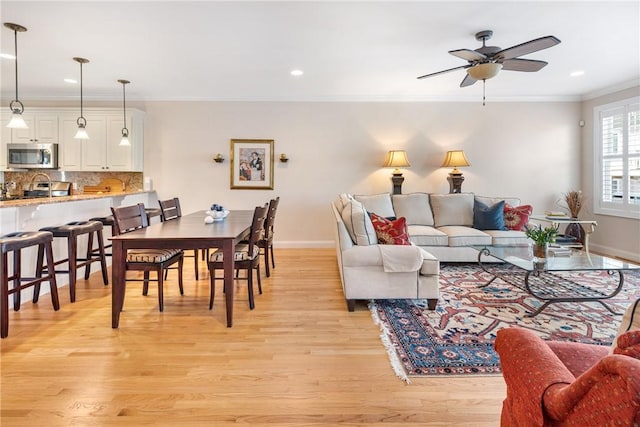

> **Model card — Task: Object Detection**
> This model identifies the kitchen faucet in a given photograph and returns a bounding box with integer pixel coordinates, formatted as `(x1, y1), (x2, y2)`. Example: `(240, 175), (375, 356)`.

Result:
(30, 172), (52, 198)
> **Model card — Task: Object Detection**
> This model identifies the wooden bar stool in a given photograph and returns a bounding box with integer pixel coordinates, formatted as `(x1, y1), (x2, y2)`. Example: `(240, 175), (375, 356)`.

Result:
(0, 231), (60, 338)
(38, 220), (109, 303)
(89, 215), (115, 257)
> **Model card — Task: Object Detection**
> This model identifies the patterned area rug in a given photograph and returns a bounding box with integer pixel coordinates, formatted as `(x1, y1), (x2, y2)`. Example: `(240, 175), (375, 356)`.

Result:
(370, 263), (640, 381)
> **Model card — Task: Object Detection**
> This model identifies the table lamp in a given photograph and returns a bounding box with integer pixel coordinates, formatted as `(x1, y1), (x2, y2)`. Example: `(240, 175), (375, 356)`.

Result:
(441, 150), (470, 193)
(384, 150), (411, 195)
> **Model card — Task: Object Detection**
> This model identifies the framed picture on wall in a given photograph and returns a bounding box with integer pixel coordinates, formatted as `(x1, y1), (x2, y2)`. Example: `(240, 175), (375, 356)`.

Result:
(230, 139), (274, 190)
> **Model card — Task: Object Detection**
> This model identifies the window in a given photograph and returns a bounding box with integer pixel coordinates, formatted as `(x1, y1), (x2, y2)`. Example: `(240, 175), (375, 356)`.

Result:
(594, 97), (640, 219)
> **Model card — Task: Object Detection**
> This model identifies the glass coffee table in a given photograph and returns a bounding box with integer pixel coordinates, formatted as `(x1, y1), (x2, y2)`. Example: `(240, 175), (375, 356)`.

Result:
(472, 245), (640, 317)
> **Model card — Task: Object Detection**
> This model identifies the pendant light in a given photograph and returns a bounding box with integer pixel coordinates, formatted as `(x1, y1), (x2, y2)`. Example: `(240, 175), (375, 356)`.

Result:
(73, 57), (90, 139)
(4, 23), (28, 129)
(118, 79), (130, 146)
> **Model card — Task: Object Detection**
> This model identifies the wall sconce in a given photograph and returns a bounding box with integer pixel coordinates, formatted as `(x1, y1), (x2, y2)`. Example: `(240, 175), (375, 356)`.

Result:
(213, 153), (224, 163)
(441, 150), (471, 193)
(279, 153), (289, 163)
(383, 150), (411, 195)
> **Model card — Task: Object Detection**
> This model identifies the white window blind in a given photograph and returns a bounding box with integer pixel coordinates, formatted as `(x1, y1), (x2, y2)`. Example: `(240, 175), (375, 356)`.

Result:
(594, 97), (640, 219)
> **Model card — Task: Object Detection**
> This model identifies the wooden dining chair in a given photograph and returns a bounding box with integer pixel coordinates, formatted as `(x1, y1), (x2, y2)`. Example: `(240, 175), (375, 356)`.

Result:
(111, 203), (184, 312)
(207, 204), (268, 310)
(258, 197), (280, 277)
(159, 197), (200, 280)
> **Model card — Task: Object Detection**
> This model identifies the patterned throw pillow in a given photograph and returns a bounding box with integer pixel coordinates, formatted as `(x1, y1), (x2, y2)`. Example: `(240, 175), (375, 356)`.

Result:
(370, 213), (411, 245)
(504, 203), (533, 231)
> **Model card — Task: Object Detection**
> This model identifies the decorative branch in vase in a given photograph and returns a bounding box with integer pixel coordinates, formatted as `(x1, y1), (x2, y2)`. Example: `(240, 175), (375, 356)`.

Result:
(563, 190), (586, 245)
(564, 190), (584, 219)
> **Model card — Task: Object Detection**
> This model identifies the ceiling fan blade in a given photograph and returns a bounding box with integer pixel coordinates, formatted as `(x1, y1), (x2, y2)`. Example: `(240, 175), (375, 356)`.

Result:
(495, 35), (561, 60)
(449, 49), (486, 62)
(417, 64), (470, 80)
(501, 58), (548, 72)
(460, 73), (477, 87)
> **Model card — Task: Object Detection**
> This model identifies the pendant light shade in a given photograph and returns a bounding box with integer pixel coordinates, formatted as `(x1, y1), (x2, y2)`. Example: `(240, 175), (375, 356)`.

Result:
(4, 22), (28, 129)
(73, 57), (90, 139)
(118, 79), (130, 146)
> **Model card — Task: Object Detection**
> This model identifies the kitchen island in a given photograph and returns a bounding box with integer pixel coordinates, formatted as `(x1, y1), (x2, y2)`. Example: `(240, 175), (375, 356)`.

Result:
(0, 190), (159, 304)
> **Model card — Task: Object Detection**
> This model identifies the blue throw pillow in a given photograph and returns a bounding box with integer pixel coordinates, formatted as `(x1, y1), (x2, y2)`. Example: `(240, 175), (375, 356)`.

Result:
(473, 200), (507, 230)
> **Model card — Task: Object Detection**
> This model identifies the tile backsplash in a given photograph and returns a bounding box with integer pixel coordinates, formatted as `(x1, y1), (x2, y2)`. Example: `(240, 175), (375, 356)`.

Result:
(2, 171), (143, 195)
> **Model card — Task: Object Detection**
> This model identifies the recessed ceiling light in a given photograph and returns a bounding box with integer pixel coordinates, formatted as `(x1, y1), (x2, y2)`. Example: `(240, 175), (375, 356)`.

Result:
(290, 69), (304, 77)
(0, 53), (15, 59)
(64, 78), (77, 84)
(570, 70), (585, 77)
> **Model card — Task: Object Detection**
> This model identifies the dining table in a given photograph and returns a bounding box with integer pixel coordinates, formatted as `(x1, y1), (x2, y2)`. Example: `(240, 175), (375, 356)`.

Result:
(110, 209), (254, 328)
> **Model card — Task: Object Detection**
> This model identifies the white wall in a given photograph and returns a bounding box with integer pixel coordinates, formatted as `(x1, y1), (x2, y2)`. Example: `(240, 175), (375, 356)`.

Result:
(581, 86), (640, 262)
(142, 101), (582, 247)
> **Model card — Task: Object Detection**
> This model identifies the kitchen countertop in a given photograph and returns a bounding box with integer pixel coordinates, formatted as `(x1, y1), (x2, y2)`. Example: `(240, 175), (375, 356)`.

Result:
(0, 190), (155, 208)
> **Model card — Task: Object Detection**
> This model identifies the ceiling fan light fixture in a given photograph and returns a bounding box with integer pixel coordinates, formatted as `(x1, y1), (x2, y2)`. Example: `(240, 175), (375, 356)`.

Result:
(467, 62), (502, 80)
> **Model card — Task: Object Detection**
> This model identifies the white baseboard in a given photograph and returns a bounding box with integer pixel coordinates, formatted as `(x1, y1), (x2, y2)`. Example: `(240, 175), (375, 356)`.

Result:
(274, 240), (334, 249)
(590, 243), (640, 263)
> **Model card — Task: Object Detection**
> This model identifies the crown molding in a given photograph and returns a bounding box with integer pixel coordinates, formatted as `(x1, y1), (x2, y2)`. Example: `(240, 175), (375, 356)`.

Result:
(581, 79), (640, 101)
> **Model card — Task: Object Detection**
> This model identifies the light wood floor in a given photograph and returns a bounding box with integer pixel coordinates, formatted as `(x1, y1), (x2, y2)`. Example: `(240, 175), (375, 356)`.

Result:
(1, 249), (506, 426)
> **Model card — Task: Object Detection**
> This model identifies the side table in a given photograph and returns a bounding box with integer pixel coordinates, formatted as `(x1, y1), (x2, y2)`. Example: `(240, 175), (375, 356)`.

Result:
(529, 215), (598, 257)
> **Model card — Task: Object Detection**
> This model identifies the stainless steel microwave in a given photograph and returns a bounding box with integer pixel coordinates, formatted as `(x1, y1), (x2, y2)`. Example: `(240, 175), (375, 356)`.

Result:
(7, 143), (59, 169)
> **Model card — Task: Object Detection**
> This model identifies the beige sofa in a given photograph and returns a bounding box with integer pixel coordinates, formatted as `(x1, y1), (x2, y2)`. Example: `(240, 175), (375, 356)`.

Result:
(351, 192), (529, 262)
(332, 192), (530, 311)
(332, 201), (439, 312)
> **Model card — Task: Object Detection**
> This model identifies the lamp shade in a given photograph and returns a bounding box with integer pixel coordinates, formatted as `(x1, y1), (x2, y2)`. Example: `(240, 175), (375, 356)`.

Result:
(74, 124), (89, 140)
(7, 110), (28, 129)
(467, 62), (502, 80)
(384, 150), (411, 169)
(441, 150), (470, 175)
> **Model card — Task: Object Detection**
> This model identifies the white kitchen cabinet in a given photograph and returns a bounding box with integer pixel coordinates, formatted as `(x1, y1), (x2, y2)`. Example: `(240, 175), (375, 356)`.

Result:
(1, 110), (59, 169)
(59, 115), (106, 170)
(58, 109), (144, 172)
(10, 113), (59, 143)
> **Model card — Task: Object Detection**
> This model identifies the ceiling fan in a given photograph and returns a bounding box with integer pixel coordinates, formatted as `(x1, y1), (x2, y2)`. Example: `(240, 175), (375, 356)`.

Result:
(417, 30), (561, 104)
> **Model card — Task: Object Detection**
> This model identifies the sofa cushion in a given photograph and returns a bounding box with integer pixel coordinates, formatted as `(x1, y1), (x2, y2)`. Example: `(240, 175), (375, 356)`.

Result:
(475, 195), (521, 208)
(354, 193), (395, 218)
(504, 203), (533, 231)
(391, 193), (434, 226)
(334, 193), (354, 214)
(341, 199), (377, 246)
(438, 225), (492, 247)
(484, 230), (528, 246)
(370, 213), (411, 245)
(473, 199), (507, 230)
(430, 193), (474, 227)
(406, 225), (449, 246)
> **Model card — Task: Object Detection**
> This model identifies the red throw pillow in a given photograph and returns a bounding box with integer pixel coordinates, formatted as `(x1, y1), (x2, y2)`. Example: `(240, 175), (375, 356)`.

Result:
(370, 213), (411, 245)
(504, 204), (533, 231)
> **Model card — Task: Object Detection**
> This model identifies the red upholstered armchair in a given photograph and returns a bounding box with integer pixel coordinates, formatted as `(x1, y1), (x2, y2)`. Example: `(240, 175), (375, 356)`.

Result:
(495, 326), (640, 426)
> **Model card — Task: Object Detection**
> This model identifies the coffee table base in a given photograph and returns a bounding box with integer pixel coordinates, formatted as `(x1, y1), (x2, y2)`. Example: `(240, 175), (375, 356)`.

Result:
(476, 248), (625, 317)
